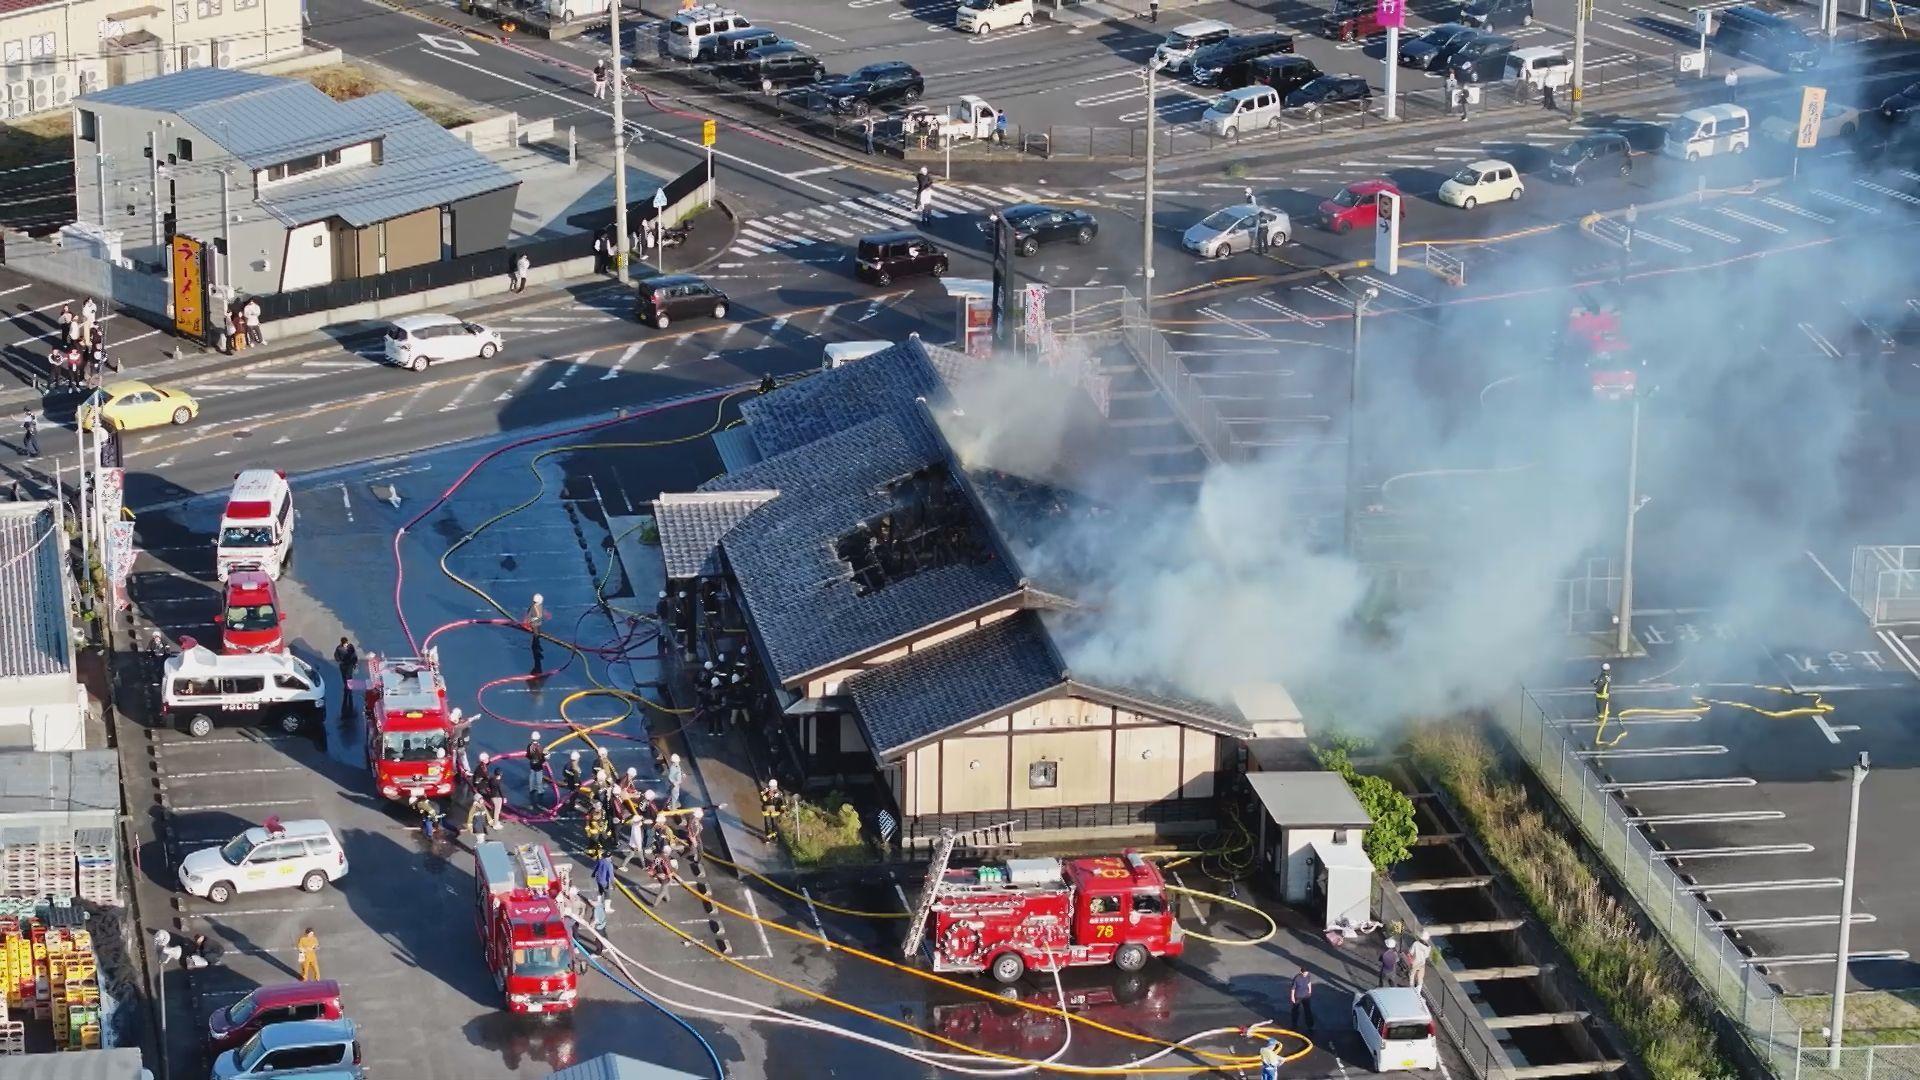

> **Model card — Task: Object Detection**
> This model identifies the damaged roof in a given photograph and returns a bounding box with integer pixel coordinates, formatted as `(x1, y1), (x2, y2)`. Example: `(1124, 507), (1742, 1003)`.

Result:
(654, 491), (777, 580)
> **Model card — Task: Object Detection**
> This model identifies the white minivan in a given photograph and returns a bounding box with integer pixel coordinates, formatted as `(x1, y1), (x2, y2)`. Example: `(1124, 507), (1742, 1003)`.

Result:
(1664, 103), (1749, 161)
(1353, 988), (1440, 1072)
(955, 0), (1033, 34)
(216, 469), (294, 581)
(1153, 19), (1232, 72)
(1203, 85), (1282, 139)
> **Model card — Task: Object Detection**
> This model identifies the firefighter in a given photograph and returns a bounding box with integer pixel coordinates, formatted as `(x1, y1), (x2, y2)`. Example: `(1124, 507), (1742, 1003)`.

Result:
(526, 732), (549, 804)
(1593, 662), (1613, 724)
(562, 750), (585, 800)
(759, 778), (787, 845)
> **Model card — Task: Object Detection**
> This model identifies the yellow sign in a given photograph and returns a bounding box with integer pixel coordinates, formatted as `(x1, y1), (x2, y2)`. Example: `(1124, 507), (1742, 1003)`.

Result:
(701, 119), (716, 147)
(1797, 85), (1827, 149)
(170, 236), (205, 341)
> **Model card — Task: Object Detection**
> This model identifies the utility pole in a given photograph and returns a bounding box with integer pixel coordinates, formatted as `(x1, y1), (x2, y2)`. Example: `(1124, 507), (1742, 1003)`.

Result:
(1143, 59), (1156, 313)
(1572, 0), (1590, 120)
(1343, 285), (1379, 555)
(1828, 752), (1870, 1068)
(1615, 394), (1644, 656)
(609, 0), (631, 285)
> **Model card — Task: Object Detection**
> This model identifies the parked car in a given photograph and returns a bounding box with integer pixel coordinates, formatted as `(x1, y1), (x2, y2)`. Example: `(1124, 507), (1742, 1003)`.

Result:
(1398, 23), (1475, 69)
(1461, 0), (1533, 31)
(815, 61), (924, 114)
(382, 313), (502, 372)
(1760, 99), (1862, 142)
(1285, 74), (1372, 113)
(1318, 178), (1402, 233)
(212, 1019), (361, 1080)
(1353, 988), (1440, 1072)
(1548, 132), (1635, 184)
(855, 231), (949, 285)
(982, 203), (1098, 256)
(634, 274), (730, 329)
(1438, 158), (1524, 209)
(178, 819), (349, 904)
(1325, 0), (1382, 40)
(208, 981), (346, 1055)
(1182, 204), (1290, 258)
(1250, 54), (1321, 97)
(76, 380), (198, 432)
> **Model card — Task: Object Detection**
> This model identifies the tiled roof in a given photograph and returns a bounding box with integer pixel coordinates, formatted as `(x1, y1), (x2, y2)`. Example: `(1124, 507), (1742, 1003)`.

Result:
(844, 611), (1066, 757)
(653, 491), (776, 580)
(0, 504), (70, 680)
(737, 336), (975, 460)
(702, 409), (1022, 686)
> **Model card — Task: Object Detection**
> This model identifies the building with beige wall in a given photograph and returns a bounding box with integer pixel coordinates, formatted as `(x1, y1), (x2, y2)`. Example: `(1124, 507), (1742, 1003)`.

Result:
(1, 0), (301, 119)
(656, 338), (1311, 846)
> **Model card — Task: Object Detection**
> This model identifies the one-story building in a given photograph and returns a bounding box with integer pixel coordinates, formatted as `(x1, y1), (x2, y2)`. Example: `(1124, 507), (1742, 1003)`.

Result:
(71, 67), (519, 297)
(656, 337), (1311, 845)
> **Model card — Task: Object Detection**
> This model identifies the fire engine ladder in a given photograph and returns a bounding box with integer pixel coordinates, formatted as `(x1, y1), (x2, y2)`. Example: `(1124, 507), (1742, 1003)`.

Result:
(900, 829), (958, 960)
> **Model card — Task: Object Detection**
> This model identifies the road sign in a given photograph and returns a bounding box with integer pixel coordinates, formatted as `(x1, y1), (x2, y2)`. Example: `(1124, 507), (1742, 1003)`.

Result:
(1376, 0), (1405, 28)
(1797, 85), (1828, 149)
(652, 188), (668, 211)
(701, 118), (716, 147)
(1374, 190), (1401, 275)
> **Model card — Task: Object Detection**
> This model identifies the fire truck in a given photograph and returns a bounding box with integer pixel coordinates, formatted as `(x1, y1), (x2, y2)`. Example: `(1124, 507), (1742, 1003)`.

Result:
(362, 650), (456, 802)
(903, 835), (1184, 985)
(474, 841), (579, 1015)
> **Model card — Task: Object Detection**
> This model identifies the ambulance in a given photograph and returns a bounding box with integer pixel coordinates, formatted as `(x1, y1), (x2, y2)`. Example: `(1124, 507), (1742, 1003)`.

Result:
(216, 469), (295, 581)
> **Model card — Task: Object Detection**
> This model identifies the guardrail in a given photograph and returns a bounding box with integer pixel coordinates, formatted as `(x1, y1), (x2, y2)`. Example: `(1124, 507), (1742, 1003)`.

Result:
(1118, 293), (1234, 466)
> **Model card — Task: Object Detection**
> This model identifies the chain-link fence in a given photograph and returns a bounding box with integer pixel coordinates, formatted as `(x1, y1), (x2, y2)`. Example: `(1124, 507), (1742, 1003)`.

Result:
(1500, 689), (1806, 1075)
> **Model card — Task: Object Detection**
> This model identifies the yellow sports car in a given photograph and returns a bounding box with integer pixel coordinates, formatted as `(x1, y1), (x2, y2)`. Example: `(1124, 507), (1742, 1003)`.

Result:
(77, 380), (199, 432)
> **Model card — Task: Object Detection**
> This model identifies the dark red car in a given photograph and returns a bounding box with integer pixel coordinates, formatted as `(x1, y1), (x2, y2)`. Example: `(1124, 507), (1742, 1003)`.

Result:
(1318, 179), (1402, 233)
(207, 980), (343, 1054)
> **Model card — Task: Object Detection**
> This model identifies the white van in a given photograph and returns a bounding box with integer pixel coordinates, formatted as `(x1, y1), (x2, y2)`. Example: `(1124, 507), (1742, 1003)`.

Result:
(955, 0), (1034, 34)
(823, 341), (893, 370)
(1153, 19), (1233, 72)
(1664, 103), (1749, 161)
(1202, 85), (1282, 139)
(216, 469), (294, 581)
(666, 5), (753, 60)
(1505, 45), (1570, 88)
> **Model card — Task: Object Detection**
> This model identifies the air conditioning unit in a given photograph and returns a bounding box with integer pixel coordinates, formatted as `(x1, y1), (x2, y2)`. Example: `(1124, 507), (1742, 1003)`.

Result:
(213, 40), (233, 68)
(51, 72), (70, 106)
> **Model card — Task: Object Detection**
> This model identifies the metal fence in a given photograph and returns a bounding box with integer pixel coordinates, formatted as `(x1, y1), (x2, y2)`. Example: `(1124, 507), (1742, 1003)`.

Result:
(1118, 292), (1234, 466)
(1847, 545), (1920, 626)
(1375, 882), (1515, 1079)
(1501, 688), (1805, 1076)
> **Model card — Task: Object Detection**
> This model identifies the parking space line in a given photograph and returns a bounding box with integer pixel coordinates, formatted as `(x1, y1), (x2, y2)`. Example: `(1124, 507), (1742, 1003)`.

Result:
(1684, 878), (1841, 894)
(1660, 843), (1815, 859)
(1574, 744), (1727, 758)
(1626, 810), (1784, 825)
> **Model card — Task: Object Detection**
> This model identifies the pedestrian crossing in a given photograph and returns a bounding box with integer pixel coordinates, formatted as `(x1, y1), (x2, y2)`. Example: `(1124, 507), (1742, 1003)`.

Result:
(728, 183), (1044, 257)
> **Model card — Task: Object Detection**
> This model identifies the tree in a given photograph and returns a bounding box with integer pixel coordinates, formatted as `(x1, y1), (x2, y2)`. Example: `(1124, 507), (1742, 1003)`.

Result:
(1312, 741), (1419, 871)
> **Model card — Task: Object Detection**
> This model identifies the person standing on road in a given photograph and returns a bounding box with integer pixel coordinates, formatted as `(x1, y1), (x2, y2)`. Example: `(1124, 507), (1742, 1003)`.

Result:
(19, 409), (38, 458)
(1289, 970), (1314, 1031)
(526, 732), (549, 804)
(296, 928), (321, 981)
(333, 637), (358, 716)
(523, 593), (549, 675)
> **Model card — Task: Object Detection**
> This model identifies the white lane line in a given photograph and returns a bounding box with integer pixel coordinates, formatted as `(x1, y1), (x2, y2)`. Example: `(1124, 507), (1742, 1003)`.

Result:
(600, 341), (644, 380)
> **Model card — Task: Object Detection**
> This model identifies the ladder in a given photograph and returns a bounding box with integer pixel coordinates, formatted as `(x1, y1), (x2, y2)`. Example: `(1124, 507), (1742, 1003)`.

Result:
(900, 829), (957, 960)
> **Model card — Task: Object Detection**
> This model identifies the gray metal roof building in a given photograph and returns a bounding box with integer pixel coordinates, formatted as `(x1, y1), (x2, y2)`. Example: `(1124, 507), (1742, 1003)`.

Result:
(0, 503), (70, 680)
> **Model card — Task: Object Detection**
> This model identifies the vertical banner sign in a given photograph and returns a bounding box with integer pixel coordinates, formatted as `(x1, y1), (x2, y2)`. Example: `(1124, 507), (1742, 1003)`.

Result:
(1796, 85), (1827, 149)
(1376, 0), (1405, 28)
(170, 236), (206, 342)
(1374, 190), (1401, 276)
(106, 521), (136, 613)
(1023, 283), (1048, 347)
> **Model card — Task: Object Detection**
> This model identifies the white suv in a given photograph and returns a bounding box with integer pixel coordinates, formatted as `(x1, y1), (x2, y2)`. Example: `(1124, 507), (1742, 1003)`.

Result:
(382, 313), (503, 372)
(161, 645), (326, 738)
(178, 819), (350, 904)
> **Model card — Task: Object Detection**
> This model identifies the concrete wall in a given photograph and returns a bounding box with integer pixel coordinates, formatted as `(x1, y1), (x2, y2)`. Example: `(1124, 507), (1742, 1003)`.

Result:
(1, 0), (303, 119)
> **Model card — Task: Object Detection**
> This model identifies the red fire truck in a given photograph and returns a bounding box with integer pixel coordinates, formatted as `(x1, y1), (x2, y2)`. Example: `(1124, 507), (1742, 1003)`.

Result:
(909, 850), (1184, 985)
(362, 650), (456, 802)
(474, 841), (579, 1015)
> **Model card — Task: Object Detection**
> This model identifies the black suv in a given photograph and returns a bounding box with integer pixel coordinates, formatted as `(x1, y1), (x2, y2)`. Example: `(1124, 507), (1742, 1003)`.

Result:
(817, 61), (926, 115)
(635, 274), (729, 329)
(1461, 0), (1533, 30)
(1250, 54), (1321, 96)
(1188, 32), (1295, 88)
(855, 231), (949, 285)
(982, 203), (1099, 256)
(1548, 132), (1633, 184)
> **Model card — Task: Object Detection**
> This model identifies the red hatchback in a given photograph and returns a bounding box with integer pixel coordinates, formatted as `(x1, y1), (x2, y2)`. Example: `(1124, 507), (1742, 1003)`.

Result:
(217, 570), (285, 654)
(1318, 179), (1403, 234)
(207, 980), (343, 1054)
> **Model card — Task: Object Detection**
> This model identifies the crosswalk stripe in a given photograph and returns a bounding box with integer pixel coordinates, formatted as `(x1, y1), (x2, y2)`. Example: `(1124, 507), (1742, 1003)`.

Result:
(1665, 216), (1740, 244)
(1714, 206), (1787, 234)
(1761, 196), (1835, 224)
(1812, 187), (1878, 214)
(1855, 178), (1920, 206)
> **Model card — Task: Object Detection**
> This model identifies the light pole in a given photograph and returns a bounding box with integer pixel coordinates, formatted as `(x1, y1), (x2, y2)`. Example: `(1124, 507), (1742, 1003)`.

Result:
(1615, 393), (1645, 657)
(1828, 752), (1870, 1068)
(1143, 59), (1157, 313)
(1343, 283), (1380, 555)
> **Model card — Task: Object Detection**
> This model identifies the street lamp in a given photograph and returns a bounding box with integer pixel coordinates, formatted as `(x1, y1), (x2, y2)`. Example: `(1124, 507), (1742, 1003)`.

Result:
(1615, 393), (1645, 657)
(1828, 751), (1870, 1068)
(1342, 282), (1380, 555)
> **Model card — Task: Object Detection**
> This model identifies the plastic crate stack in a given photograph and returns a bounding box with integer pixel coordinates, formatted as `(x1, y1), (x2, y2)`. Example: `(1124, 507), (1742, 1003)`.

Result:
(45, 928), (99, 1050)
(74, 830), (116, 906)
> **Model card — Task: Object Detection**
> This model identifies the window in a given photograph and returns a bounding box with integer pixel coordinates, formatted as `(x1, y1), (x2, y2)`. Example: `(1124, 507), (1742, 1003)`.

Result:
(175, 137), (193, 162)
(1027, 760), (1058, 789)
(77, 109), (97, 142)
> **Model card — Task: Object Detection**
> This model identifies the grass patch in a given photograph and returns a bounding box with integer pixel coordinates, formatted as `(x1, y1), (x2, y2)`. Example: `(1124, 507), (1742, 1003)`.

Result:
(1787, 991), (1920, 1045)
(301, 63), (477, 129)
(781, 793), (870, 867)
(1411, 722), (1734, 1080)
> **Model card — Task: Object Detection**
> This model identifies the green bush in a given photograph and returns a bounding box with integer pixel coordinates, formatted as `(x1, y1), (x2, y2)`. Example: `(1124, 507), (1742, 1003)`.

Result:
(1411, 723), (1733, 1080)
(1312, 741), (1417, 870)
(782, 793), (870, 867)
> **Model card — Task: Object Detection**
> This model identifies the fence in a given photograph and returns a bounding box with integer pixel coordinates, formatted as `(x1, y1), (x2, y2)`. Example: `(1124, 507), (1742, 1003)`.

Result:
(1118, 292), (1235, 466)
(1847, 545), (1920, 626)
(1501, 688), (1805, 1076)
(1375, 882), (1515, 1078)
